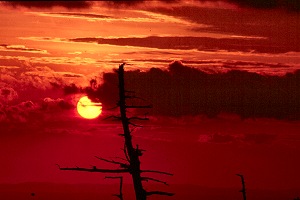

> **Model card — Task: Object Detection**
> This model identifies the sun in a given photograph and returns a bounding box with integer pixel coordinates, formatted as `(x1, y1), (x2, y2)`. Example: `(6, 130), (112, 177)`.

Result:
(77, 96), (102, 119)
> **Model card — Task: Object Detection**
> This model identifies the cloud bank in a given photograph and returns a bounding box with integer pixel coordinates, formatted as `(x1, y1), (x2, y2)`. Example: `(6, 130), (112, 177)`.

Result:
(84, 61), (300, 120)
(69, 36), (298, 54)
(3, 0), (299, 11)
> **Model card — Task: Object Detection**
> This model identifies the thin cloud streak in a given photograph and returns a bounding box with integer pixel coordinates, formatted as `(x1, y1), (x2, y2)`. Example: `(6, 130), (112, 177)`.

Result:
(0, 44), (49, 54)
(2, 1), (93, 9)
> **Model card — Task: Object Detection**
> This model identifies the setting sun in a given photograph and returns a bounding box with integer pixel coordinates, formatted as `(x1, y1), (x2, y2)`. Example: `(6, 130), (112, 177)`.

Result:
(77, 96), (102, 119)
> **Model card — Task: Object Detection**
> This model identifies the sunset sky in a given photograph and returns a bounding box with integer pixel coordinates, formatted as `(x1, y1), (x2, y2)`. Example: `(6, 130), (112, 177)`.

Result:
(1, 0), (300, 199)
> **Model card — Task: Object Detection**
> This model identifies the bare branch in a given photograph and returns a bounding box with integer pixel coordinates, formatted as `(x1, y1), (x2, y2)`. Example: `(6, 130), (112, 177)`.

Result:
(59, 166), (129, 173)
(130, 126), (138, 133)
(142, 170), (173, 176)
(129, 116), (149, 121)
(123, 143), (130, 162)
(114, 157), (128, 162)
(95, 156), (129, 169)
(142, 177), (169, 185)
(146, 191), (174, 196)
(129, 122), (143, 127)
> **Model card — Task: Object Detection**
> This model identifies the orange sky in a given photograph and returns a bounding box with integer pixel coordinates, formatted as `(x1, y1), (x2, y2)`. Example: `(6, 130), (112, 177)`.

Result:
(1, 1), (300, 198)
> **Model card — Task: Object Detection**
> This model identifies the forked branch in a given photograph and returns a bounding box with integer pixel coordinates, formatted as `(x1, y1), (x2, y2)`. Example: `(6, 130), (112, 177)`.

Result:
(95, 156), (129, 169)
(142, 177), (169, 185)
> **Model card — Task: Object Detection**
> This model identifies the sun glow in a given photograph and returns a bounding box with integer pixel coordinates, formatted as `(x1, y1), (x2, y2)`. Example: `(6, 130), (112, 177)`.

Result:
(77, 96), (102, 119)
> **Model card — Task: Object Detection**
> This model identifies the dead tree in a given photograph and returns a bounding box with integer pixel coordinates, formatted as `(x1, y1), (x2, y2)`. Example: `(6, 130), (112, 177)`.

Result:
(105, 176), (124, 200)
(58, 63), (174, 200)
(236, 174), (247, 200)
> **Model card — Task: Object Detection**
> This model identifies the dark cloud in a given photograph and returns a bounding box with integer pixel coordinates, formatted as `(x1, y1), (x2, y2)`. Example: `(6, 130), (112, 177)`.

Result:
(69, 35), (299, 54)
(86, 61), (300, 120)
(227, 0), (300, 11)
(146, 6), (299, 50)
(52, 12), (111, 19)
(0, 44), (47, 54)
(3, 0), (298, 11)
(102, 0), (179, 7)
(0, 87), (18, 102)
(199, 132), (277, 144)
(228, 0), (278, 9)
(63, 83), (83, 95)
(0, 97), (74, 124)
(62, 73), (84, 78)
(2, 1), (93, 9)
(41, 97), (74, 111)
(243, 133), (277, 144)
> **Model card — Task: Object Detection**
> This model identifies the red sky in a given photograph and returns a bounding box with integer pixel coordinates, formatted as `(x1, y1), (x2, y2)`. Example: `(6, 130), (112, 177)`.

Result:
(1, 0), (300, 199)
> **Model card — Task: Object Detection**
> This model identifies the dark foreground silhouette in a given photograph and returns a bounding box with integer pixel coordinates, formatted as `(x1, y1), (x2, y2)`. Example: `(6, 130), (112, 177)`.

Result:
(0, 183), (299, 200)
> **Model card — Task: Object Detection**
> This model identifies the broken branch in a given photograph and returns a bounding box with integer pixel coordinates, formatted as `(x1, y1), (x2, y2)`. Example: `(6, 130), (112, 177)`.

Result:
(58, 166), (129, 173)
(146, 191), (174, 196)
(142, 170), (173, 176)
(141, 177), (169, 185)
(95, 156), (129, 169)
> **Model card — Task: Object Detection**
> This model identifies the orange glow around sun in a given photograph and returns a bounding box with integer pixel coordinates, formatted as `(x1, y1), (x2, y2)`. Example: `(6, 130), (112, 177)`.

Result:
(77, 96), (102, 119)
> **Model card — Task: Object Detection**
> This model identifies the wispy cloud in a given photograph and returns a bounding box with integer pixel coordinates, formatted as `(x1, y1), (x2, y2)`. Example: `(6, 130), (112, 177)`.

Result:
(2, 1), (93, 9)
(26, 9), (209, 27)
(0, 44), (49, 54)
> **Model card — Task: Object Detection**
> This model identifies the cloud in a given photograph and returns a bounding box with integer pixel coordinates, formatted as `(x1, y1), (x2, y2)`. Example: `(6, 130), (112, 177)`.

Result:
(243, 133), (277, 144)
(2, 1), (93, 9)
(3, 0), (298, 12)
(198, 132), (277, 144)
(68, 35), (299, 54)
(0, 60), (88, 95)
(100, 0), (299, 11)
(0, 87), (18, 103)
(0, 44), (48, 54)
(41, 97), (74, 111)
(227, 0), (300, 11)
(0, 97), (74, 124)
(85, 61), (300, 120)
(147, 5), (300, 53)
(1, 100), (39, 123)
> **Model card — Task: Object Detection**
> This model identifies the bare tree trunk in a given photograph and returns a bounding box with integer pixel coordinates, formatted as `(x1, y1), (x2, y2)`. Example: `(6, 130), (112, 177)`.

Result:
(118, 64), (146, 200)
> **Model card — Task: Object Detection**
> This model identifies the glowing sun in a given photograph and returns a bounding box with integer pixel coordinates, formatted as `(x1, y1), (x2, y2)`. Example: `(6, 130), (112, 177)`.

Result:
(77, 96), (102, 119)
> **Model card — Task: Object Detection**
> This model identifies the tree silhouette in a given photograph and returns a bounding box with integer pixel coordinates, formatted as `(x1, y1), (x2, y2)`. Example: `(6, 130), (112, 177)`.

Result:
(58, 63), (174, 200)
(236, 174), (247, 200)
(105, 176), (124, 200)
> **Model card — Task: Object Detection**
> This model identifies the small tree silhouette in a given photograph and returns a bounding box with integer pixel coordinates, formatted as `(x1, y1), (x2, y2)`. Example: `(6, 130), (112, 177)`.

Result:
(236, 174), (247, 200)
(105, 176), (124, 200)
(57, 63), (174, 200)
